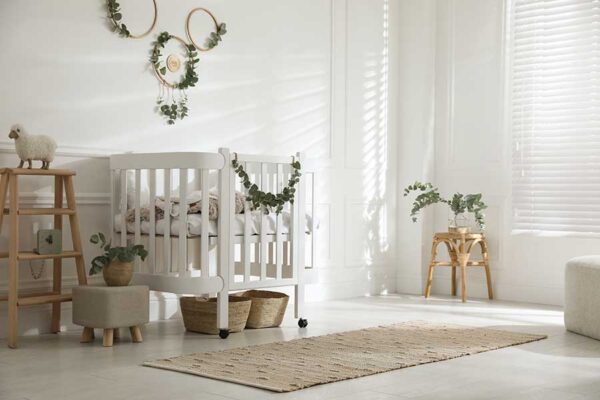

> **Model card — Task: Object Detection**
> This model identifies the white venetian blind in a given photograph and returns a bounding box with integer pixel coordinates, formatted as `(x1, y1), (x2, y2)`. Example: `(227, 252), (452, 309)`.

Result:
(511, 0), (600, 235)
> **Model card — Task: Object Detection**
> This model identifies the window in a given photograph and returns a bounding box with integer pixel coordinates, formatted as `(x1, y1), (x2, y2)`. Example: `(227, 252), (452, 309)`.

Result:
(511, 0), (600, 235)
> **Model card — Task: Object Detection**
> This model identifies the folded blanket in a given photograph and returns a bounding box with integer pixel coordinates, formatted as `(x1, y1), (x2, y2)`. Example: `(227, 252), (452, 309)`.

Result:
(125, 190), (246, 223)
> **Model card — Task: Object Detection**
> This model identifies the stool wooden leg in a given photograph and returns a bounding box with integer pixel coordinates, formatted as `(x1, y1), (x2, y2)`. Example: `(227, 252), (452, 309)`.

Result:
(7, 174), (19, 348)
(103, 328), (114, 347)
(481, 241), (494, 300)
(113, 328), (120, 340)
(81, 327), (94, 343)
(444, 240), (458, 297)
(425, 239), (439, 298)
(460, 264), (467, 302)
(451, 266), (457, 296)
(130, 326), (143, 343)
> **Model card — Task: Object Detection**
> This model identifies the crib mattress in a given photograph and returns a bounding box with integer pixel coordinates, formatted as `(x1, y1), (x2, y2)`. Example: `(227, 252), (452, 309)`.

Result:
(115, 210), (313, 237)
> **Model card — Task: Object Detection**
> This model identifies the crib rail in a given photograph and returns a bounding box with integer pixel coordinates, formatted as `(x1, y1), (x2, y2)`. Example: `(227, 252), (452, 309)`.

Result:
(109, 151), (228, 295)
(225, 151), (308, 296)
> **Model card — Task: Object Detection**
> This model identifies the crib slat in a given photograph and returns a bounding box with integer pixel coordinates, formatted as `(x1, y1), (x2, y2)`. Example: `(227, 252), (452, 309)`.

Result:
(260, 163), (267, 281)
(120, 170), (127, 247)
(294, 152), (306, 318)
(290, 165), (297, 280)
(228, 160), (236, 285)
(110, 170), (116, 247)
(243, 162), (251, 283)
(149, 169), (156, 274)
(276, 164), (283, 280)
(217, 148), (231, 332)
(134, 169), (141, 272)
(200, 169), (209, 278)
(178, 169), (188, 274)
(310, 172), (316, 268)
(163, 169), (171, 273)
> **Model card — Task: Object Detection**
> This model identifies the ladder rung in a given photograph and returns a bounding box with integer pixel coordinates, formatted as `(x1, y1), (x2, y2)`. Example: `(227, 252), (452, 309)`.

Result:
(0, 168), (76, 176)
(0, 291), (56, 302)
(18, 293), (72, 306)
(3, 208), (75, 216)
(0, 251), (81, 260)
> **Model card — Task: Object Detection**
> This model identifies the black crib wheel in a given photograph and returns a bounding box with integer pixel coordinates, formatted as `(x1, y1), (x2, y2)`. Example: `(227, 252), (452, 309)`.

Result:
(298, 318), (308, 328)
(219, 329), (230, 339)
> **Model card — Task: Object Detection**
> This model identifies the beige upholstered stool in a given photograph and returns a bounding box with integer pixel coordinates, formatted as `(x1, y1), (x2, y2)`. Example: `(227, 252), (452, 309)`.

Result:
(72, 285), (149, 347)
(565, 256), (600, 340)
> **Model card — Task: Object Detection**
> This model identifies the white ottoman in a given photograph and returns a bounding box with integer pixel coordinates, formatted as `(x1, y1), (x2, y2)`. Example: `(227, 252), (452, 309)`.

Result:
(565, 256), (600, 340)
(72, 285), (149, 347)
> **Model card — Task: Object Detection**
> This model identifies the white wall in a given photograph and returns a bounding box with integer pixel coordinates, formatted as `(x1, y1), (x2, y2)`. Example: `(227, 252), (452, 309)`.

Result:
(393, 0), (437, 295)
(0, 0), (396, 337)
(415, 0), (599, 306)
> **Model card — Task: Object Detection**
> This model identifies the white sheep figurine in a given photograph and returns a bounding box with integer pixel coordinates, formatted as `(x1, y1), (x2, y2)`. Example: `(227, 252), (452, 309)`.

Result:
(8, 124), (57, 170)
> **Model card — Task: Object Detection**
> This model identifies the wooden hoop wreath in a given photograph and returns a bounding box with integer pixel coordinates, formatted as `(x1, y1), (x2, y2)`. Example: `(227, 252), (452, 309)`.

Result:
(151, 34), (195, 89)
(186, 8), (220, 51)
(107, 0), (158, 39)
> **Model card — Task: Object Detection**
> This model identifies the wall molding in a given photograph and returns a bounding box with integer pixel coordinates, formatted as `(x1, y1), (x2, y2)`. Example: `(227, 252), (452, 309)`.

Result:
(0, 140), (122, 159)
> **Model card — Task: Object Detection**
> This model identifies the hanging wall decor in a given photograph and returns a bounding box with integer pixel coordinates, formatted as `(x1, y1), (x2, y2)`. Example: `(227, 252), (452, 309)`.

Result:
(105, 1), (226, 125)
(106, 0), (158, 38)
(150, 32), (199, 125)
(186, 8), (227, 51)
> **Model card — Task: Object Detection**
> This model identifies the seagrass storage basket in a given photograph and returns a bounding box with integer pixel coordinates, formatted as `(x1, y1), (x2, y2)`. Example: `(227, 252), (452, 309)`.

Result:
(235, 290), (289, 329)
(180, 295), (251, 334)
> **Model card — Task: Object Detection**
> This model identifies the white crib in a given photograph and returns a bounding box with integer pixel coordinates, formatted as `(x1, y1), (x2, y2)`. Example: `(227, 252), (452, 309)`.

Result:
(109, 148), (315, 337)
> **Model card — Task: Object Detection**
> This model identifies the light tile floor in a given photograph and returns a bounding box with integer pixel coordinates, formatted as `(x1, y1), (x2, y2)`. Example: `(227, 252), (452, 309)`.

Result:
(1, 294), (600, 400)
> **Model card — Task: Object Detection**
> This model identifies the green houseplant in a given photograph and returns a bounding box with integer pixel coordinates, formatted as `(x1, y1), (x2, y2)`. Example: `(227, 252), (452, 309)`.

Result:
(403, 181), (487, 231)
(89, 233), (148, 286)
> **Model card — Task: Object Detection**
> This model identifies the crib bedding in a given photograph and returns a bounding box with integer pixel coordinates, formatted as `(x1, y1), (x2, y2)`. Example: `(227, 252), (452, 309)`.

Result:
(115, 210), (314, 237)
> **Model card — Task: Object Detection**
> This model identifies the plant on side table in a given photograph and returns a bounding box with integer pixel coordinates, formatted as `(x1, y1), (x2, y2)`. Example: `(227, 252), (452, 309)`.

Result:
(403, 181), (487, 232)
(89, 232), (148, 286)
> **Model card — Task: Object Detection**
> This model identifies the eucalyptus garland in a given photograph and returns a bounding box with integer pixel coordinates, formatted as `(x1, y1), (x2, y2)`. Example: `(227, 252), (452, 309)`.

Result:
(106, 0), (131, 37)
(150, 32), (199, 124)
(232, 156), (302, 214)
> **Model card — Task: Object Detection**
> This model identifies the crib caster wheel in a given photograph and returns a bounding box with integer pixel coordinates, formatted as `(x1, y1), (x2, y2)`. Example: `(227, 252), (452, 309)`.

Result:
(298, 318), (308, 328)
(219, 329), (230, 339)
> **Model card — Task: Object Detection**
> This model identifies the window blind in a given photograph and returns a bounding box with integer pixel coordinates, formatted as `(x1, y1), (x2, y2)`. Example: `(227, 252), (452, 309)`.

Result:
(511, 0), (600, 235)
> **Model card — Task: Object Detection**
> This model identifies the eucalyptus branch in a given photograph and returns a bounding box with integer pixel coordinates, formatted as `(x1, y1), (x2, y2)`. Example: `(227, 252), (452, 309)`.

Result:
(106, 0), (130, 37)
(403, 181), (487, 230)
(204, 23), (227, 49)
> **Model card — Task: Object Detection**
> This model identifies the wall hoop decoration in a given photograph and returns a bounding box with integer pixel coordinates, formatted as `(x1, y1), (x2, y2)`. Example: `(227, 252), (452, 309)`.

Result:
(106, 0), (158, 39)
(186, 8), (227, 51)
(150, 32), (199, 124)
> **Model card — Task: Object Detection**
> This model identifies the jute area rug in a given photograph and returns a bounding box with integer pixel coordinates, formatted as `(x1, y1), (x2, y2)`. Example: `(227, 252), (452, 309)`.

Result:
(144, 321), (546, 392)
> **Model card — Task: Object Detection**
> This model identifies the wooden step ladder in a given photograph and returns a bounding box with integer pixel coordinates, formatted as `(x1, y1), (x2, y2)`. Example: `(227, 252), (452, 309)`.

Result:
(0, 168), (87, 348)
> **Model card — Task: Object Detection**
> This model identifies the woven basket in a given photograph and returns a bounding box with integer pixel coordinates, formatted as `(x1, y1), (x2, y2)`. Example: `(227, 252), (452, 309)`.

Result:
(180, 295), (251, 335)
(235, 290), (289, 329)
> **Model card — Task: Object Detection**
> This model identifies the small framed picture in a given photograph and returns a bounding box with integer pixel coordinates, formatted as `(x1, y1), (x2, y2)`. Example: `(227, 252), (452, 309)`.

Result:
(34, 229), (62, 255)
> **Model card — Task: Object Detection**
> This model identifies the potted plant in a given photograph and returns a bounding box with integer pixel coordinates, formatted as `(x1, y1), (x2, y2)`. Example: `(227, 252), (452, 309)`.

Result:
(89, 233), (148, 286)
(403, 181), (487, 232)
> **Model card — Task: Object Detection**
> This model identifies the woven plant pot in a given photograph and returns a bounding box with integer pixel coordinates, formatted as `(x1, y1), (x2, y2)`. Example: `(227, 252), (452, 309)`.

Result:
(235, 290), (289, 329)
(102, 260), (133, 286)
(180, 295), (251, 335)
